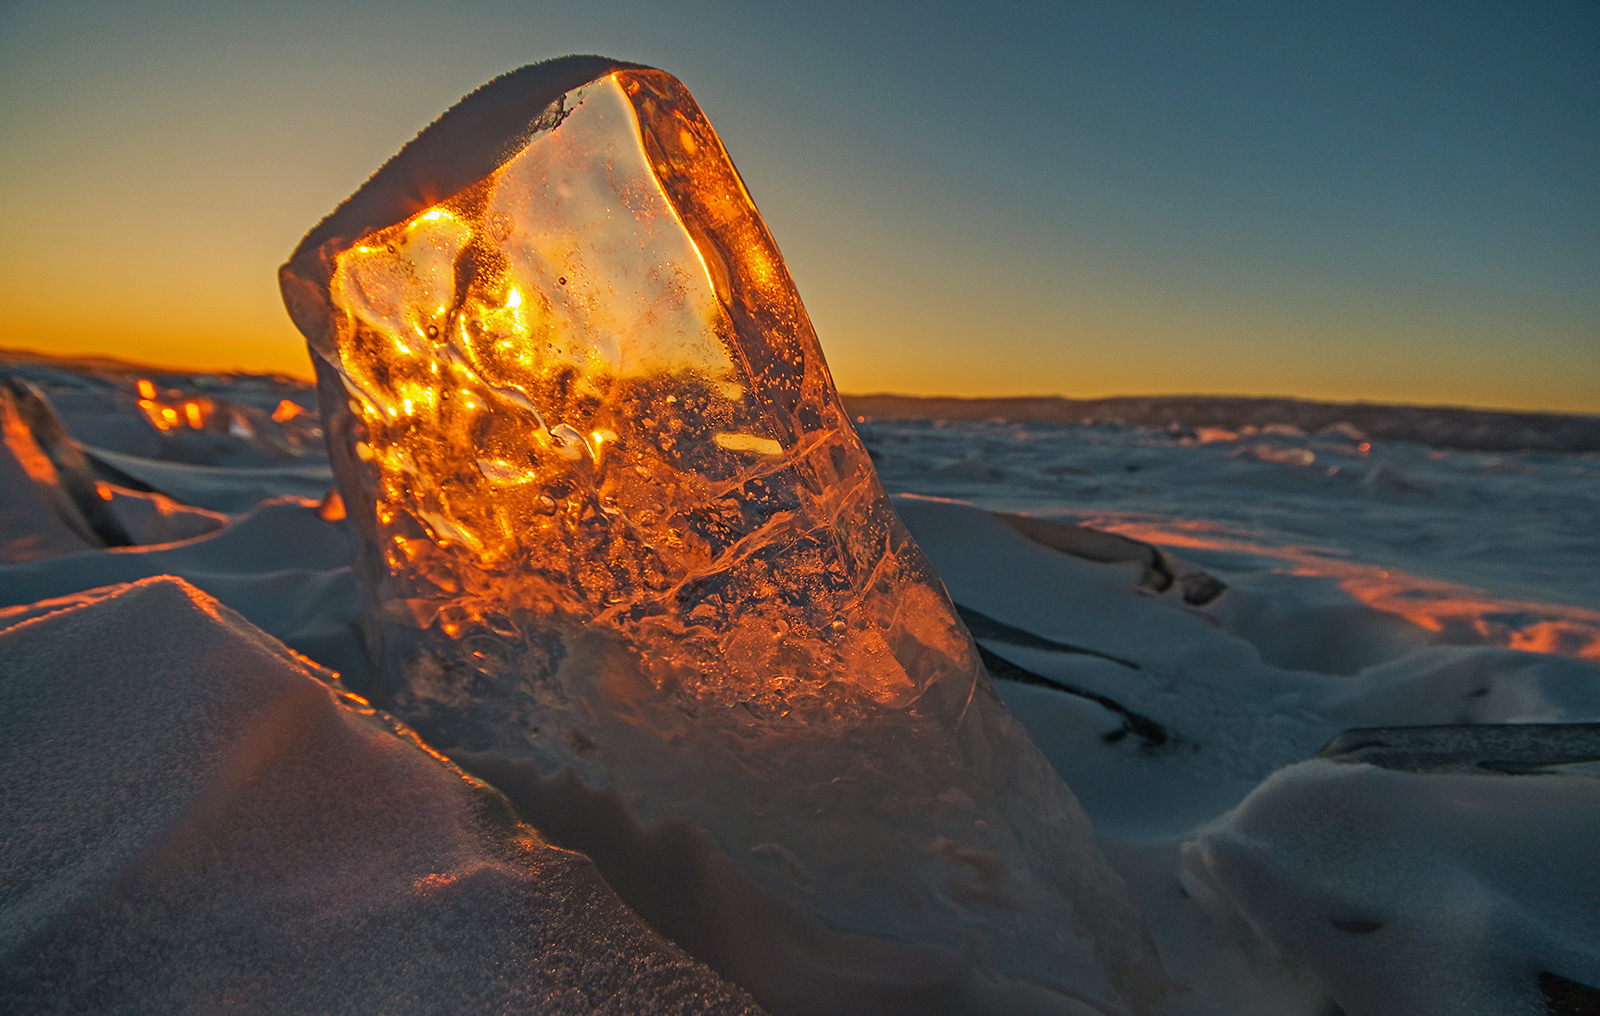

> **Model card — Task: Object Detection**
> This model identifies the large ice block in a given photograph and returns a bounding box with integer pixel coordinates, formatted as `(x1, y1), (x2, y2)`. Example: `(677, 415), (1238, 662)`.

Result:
(282, 56), (1167, 1015)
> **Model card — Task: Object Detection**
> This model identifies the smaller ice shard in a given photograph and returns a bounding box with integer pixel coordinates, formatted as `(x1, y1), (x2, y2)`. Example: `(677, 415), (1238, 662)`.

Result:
(0, 576), (763, 1016)
(1314, 722), (1600, 775)
(0, 377), (131, 558)
(993, 510), (1226, 605)
(282, 56), (1168, 1015)
(0, 376), (235, 548)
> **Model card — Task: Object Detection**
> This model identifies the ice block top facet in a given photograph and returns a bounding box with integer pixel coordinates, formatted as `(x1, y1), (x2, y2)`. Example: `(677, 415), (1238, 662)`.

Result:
(282, 61), (975, 719)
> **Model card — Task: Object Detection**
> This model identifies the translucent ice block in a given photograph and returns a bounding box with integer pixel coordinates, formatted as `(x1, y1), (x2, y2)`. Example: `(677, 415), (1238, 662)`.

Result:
(282, 56), (1167, 1016)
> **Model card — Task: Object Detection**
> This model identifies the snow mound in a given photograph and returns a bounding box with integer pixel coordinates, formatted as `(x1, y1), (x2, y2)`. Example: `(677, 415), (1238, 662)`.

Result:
(0, 576), (763, 1016)
(1183, 756), (1600, 1016)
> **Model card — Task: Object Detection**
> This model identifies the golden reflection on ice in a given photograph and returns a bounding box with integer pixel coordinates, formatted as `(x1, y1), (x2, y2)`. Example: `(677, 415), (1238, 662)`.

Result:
(322, 71), (971, 715)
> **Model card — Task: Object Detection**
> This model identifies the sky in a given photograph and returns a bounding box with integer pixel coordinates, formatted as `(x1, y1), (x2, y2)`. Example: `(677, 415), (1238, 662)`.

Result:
(1, 0), (1595, 413)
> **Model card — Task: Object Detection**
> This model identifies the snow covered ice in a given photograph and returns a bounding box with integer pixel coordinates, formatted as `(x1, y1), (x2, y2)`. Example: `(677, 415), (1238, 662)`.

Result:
(874, 425), (1600, 1016)
(1, 54), (1598, 1016)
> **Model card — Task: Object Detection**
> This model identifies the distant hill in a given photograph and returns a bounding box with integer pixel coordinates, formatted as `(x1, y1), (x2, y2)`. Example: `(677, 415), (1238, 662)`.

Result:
(0, 346), (308, 385)
(6, 347), (1593, 454)
(840, 394), (1600, 454)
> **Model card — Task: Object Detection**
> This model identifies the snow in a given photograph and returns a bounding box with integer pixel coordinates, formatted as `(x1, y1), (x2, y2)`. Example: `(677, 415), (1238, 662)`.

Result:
(3, 354), (1598, 1014)
(0, 576), (763, 1015)
(1183, 758), (1600, 1016)
(84, 444), (335, 511)
(0, 496), (367, 689)
(861, 417), (1600, 618)
(867, 421), (1600, 1016)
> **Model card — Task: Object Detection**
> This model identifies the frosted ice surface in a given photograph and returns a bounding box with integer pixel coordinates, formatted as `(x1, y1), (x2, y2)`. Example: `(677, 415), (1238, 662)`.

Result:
(281, 56), (1168, 1015)
(0, 576), (763, 1015)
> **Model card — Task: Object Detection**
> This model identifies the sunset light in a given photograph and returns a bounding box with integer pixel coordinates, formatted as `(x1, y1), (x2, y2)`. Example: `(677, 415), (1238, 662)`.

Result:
(4, 8), (1597, 1015)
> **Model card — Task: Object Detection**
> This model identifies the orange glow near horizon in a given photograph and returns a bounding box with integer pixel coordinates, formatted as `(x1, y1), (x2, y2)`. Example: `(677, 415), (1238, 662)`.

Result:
(0, 334), (318, 381)
(3, 201), (1594, 412)
(3, 178), (1595, 412)
(4, 6), (1598, 417)
(6, 324), (1596, 417)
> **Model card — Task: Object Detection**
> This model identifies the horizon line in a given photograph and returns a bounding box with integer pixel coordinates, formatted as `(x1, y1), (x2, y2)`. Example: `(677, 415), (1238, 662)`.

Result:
(2, 344), (1594, 421)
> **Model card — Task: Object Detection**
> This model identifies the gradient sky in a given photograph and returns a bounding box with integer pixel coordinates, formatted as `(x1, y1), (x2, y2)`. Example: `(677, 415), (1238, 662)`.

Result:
(1, 0), (1595, 412)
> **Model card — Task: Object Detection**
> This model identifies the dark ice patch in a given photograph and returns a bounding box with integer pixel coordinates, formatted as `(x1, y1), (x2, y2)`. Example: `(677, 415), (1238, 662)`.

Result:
(1315, 723), (1600, 776)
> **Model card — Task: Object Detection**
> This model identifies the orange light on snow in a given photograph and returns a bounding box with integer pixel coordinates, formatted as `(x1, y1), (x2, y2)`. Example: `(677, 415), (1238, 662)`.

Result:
(1099, 518), (1600, 661)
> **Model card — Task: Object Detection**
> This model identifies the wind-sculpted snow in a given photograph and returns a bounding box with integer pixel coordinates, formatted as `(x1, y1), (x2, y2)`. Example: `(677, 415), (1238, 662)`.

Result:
(281, 56), (1169, 1015)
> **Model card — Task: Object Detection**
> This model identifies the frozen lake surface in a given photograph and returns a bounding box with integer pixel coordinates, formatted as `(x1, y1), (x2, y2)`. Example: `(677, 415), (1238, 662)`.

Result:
(3, 357), (1597, 1016)
(861, 415), (1600, 648)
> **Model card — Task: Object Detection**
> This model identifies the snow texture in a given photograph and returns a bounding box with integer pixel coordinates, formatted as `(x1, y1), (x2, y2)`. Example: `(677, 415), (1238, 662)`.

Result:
(1184, 758), (1600, 1016)
(891, 490), (1600, 1016)
(0, 576), (763, 1016)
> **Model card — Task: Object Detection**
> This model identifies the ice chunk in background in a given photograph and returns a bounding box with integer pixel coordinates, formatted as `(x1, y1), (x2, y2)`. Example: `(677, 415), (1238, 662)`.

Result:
(0, 576), (763, 1016)
(0, 376), (230, 553)
(0, 350), (328, 469)
(1182, 754), (1600, 1016)
(0, 379), (123, 560)
(81, 444), (336, 513)
(281, 55), (1168, 1015)
(1311, 721), (1600, 775)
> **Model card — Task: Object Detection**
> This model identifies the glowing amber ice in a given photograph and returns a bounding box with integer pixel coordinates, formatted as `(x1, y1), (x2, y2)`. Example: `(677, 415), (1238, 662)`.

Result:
(282, 57), (1166, 1015)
